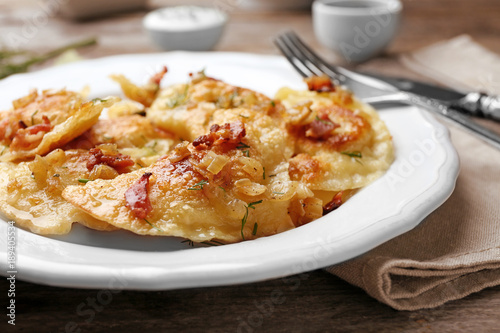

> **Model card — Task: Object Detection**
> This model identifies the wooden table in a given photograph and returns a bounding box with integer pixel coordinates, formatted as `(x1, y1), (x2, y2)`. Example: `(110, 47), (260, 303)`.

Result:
(1, 0), (500, 332)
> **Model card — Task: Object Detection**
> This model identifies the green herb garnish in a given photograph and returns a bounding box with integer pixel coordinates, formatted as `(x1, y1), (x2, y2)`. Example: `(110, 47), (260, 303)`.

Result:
(229, 89), (239, 106)
(252, 223), (258, 236)
(167, 84), (189, 108)
(91, 98), (108, 104)
(315, 116), (334, 125)
(236, 142), (250, 150)
(263, 167), (266, 180)
(270, 100), (275, 107)
(241, 200), (263, 240)
(53, 174), (60, 177)
(145, 219), (163, 232)
(31, 109), (38, 125)
(188, 179), (208, 190)
(78, 178), (91, 183)
(341, 151), (362, 158)
(0, 37), (97, 80)
(239, 114), (249, 119)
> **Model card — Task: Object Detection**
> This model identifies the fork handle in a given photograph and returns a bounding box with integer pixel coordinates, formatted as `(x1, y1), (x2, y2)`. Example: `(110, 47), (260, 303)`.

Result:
(366, 92), (500, 151)
(452, 93), (500, 122)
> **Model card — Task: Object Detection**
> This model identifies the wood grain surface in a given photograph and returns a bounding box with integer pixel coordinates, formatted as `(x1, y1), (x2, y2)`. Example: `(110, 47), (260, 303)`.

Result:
(1, 0), (500, 332)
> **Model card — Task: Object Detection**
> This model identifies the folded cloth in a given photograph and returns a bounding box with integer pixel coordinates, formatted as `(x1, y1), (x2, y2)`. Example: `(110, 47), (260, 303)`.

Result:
(327, 35), (500, 311)
(400, 35), (500, 95)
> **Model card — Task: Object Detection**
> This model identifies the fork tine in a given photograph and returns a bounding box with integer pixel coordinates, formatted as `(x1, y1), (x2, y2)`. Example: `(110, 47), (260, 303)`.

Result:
(283, 32), (344, 84)
(278, 33), (326, 77)
(274, 36), (312, 78)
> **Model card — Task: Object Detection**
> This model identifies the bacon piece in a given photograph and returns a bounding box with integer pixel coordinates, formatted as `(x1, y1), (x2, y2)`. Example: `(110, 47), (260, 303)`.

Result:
(26, 115), (51, 134)
(10, 115), (52, 150)
(149, 66), (168, 86)
(86, 148), (135, 173)
(305, 116), (338, 139)
(193, 122), (246, 150)
(323, 191), (343, 215)
(305, 76), (336, 92)
(18, 120), (28, 129)
(125, 172), (153, 219)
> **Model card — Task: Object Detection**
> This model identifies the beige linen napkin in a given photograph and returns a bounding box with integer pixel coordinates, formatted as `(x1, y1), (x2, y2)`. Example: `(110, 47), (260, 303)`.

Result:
(327, 35), (500, 311)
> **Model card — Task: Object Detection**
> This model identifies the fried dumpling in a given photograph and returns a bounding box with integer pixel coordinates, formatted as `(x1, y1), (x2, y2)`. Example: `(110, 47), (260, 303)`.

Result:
(0, 89), (117, 162)
(147, 72), (274, 141)
(110, 66), (167, 107)
(62, 122), (319, 243)
(275, 87), (394, 191)
(0, 148), (131, 234)
(64, 115), (179, 167)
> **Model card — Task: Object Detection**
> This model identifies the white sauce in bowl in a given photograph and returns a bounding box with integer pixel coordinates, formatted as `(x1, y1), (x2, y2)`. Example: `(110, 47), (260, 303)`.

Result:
(143, 6), (227, 32)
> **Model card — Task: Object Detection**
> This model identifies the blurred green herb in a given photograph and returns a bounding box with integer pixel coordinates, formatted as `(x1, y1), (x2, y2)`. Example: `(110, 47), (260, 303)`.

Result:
(0, 37), (97, 80)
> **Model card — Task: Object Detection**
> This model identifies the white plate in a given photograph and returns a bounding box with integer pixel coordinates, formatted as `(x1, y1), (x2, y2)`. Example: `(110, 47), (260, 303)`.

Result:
(0, 52), (459, 289)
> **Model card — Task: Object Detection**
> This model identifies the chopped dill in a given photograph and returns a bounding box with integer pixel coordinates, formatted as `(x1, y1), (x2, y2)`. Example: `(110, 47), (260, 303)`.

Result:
(248, 200), (263, 209)
(341, 151), (363, 165)
(31, 109), (38, 125)
(91, 98), (108, 104)
(167, 84), (189, 108)
(229, 89), (239, 106)
(315, 116), (333, 124)
(241, 200), (263, 240)
(239, 114), (249, 119)
(236, 142), (250, 149)
(188, 179), (208, 190)
(268, 174), (277, 177)
(53, 174), (60, 177)
(341, 151), (362, 158)
(263, 167), (266, 180)
(145, 219), (163, 232)
(78, 179), (91, 183)
(252, 223), (258, 236)
(270, 100), (275, 107)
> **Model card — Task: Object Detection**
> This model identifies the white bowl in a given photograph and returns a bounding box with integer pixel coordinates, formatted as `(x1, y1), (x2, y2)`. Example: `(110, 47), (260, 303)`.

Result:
(313, 0), (402, 63)
(143, 6), (228, 52)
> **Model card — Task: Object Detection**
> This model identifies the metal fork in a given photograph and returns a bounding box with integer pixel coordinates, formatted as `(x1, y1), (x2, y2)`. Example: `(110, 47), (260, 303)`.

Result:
(274, 31), (500, 151)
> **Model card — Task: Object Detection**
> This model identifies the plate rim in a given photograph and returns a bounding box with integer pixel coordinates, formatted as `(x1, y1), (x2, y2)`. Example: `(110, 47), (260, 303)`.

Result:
(0, 51), (460, 290)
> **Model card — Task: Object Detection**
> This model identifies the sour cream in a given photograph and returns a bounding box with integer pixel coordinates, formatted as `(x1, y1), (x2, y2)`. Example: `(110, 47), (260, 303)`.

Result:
(143, 6), (227, 32)
(143, 6), (228, 51)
